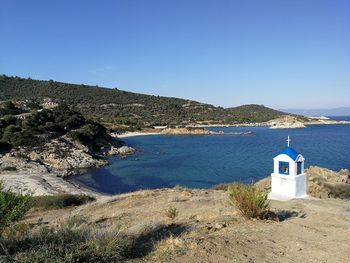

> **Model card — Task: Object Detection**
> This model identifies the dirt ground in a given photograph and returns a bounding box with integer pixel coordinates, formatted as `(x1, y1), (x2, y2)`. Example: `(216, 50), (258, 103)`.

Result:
(23, 187), (350, 263)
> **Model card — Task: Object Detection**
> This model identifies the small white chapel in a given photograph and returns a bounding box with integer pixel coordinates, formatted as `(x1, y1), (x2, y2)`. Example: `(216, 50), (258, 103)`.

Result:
(268, 136), (308, 201)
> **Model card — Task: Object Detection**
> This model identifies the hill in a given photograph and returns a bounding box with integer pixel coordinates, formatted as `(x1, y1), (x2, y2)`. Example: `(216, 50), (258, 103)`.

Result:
(282, 107), (350, 117)
(0, 75), (287, 130)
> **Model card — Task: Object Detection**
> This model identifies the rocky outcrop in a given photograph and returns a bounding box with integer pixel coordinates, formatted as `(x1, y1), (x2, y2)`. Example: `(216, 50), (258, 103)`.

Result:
(0, 155), (49, 174)
(19, 137), (108, 170)
(268, 115), (350, 128)
(267, 115), (306, 129)
(0, 155), (99, 196)
(115, 146), (136, 156)
(0, 131), (134, 170)
(0, 133), (136, 195)
(307, 166), (350, 199)
(6, 134), (135, 172)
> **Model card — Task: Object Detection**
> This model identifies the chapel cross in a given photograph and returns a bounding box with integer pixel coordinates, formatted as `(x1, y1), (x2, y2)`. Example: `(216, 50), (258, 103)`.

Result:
(287, 136), (291, 147)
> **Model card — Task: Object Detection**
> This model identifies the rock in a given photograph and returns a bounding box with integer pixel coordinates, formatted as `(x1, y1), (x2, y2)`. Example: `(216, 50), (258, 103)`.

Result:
(117, 146), (136, 155)
(29, 151), (41, 161)
(14, 136), (109, 170)
(107, 146), (119, 156)
(214, 223), (227, 230)
(0, 155), (48, 174)
(267, 115), (306, 129)
(173, 237), (184, 247)
(339, 169), (350, 183)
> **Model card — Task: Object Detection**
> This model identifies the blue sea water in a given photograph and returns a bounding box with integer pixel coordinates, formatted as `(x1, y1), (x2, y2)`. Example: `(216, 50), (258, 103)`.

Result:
(76, 123), (350, 194)
(327, 116), (350, 121)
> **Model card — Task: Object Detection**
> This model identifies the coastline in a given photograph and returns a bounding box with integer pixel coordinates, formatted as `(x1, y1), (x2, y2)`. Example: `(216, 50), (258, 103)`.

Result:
(0, 168), (106, 197)
(115, 131), (161, 138)
(1, 122), (349, 197)
(115, 120), (350, 138)
(65, 173), (111, 198)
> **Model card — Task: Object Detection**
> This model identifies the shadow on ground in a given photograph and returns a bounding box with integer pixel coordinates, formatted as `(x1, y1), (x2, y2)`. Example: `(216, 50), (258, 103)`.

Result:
(127, 223), (190, 259)
(261, 210), (306, 221)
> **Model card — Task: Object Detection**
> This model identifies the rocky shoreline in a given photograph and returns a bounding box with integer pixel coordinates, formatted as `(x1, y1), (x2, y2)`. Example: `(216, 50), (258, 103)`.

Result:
(2, 135), (349, 200)
(1, 123), (349, 197)
(0, 134), (135, 196)
(187, 116), (350, 129)
(113, 116), (350, 138)
(160, 127), (253, 135)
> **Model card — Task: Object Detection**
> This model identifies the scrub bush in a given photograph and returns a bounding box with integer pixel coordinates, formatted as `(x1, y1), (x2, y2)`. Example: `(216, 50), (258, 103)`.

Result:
(165, 206), (178, 220)
(228, 184), (269, 219)
(0, 182), (31, 232)
(0, 220), (127, 263)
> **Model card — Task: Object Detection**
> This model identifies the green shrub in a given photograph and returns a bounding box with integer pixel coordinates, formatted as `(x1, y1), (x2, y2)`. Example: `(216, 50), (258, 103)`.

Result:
(1, 125), (34, 147)
(0, 182), (32, 232)
(165, 206), (178, 220)
(228, 183), (269, 219)
(31, 194), (95, 209)
(68, 123), (107, 142)
(0, 103), (113, 151)
(0, 101), (20, 117)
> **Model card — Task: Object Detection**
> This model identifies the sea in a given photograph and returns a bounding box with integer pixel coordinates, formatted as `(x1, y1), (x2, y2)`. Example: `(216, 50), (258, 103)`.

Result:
(75, 117), (350, 195)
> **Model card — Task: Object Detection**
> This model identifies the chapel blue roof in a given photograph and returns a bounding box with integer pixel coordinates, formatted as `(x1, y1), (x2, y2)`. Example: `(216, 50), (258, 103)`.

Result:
(276, 147), (300, 161)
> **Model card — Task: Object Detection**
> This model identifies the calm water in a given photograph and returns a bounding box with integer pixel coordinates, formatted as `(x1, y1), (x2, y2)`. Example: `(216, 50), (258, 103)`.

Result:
(328, 116), (350, 121)
(76, 123), (350, 194)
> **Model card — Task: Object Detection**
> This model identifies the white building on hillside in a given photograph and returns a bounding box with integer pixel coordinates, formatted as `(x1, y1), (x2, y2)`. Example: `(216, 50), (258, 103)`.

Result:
(268, 136), (308, 201)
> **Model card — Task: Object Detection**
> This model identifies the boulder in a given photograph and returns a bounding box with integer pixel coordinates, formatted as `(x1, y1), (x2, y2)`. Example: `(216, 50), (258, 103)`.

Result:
(117, 146), (136, 156)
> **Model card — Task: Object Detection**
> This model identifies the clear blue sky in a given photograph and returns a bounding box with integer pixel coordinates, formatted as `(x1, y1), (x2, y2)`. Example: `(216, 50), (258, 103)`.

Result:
(0, 0), (349, 109)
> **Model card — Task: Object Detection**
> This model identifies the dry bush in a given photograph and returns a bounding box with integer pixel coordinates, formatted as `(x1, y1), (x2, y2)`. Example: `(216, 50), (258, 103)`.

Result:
(228, 184), (269, 219)
(0, 218), (127, 263)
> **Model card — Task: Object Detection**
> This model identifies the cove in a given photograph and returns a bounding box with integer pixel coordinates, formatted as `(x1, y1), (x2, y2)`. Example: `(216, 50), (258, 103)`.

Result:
(75, 124), (350, 195)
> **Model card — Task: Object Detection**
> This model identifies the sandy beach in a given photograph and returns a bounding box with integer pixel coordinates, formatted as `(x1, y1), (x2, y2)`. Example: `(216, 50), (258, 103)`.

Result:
(114, 131), (161, 138)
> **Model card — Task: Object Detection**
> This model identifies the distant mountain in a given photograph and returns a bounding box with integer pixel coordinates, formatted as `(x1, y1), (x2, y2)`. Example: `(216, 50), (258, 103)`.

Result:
(282, 108), (350, 117)
(0, 75), (288, 130)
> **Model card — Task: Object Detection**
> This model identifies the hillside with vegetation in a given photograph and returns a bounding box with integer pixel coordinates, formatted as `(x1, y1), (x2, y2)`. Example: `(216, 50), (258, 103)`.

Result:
(0, 75), (287, 130)
(0, 100), (126, 175)
(0, 101), (111, 152)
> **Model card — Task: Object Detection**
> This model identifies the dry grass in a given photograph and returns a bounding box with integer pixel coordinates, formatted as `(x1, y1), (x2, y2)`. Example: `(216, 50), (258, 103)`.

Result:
(228, 184), (269, 219)
(0, 216), (127, 263)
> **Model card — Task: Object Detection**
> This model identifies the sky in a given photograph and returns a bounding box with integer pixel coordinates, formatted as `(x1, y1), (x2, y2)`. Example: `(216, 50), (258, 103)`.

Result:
(0, 0), (349, 109)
